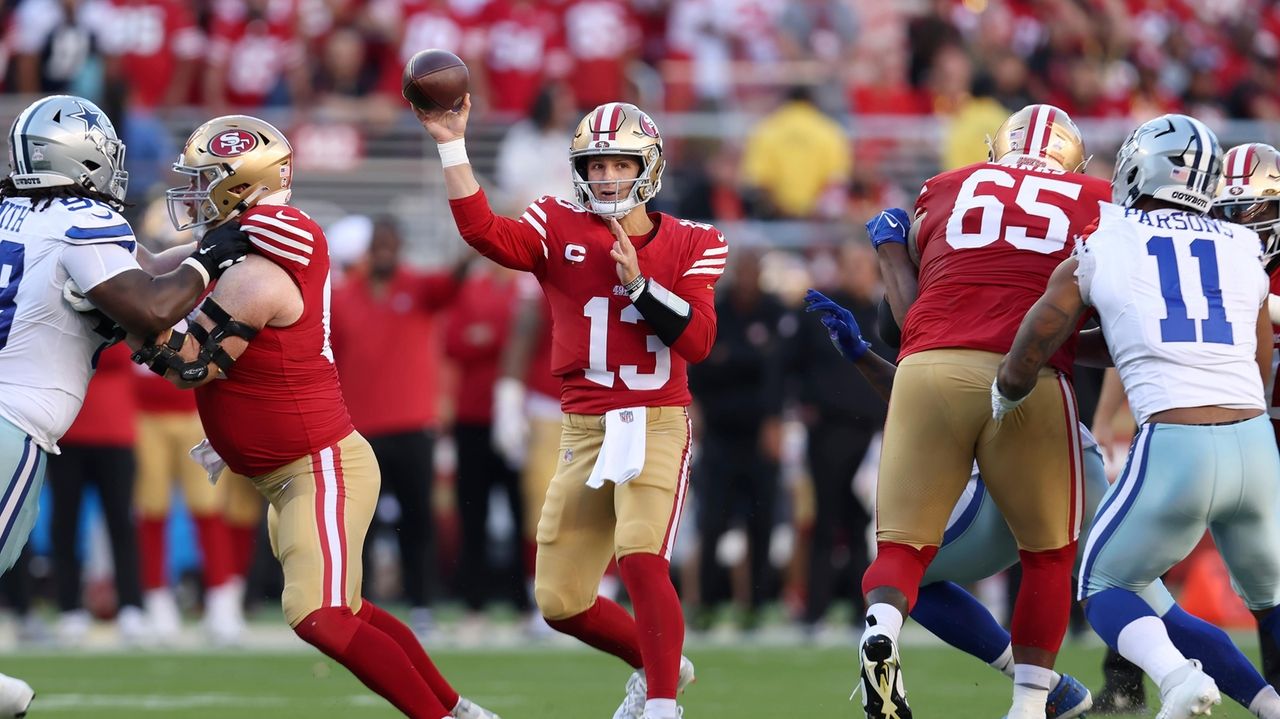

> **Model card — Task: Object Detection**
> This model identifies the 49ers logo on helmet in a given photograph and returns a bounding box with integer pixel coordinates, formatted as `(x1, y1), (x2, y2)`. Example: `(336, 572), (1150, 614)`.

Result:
(209, 129), (258, 158)
(638, 113), (660, 139)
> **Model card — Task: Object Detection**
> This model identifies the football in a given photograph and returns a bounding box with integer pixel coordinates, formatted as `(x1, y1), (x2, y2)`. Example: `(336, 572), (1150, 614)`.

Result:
(401, 49), (469, 113)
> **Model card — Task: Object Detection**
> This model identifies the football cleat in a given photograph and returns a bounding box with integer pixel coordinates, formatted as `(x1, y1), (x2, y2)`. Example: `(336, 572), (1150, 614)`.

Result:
(857, 633), (912, 719)
(451, 695), (501, 719)
(1046, 674), (1093, 719)
(611, 656), (696, 719)
(1155, 660), (1220, 719)
(0, 673), (34, 719)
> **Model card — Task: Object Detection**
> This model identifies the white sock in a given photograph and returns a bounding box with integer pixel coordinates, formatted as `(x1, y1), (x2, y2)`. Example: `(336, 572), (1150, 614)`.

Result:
(862, 603), (904, 644)
(1250, 685), (1280, 719)
(1007, 664), (1054, 719)
(1116, 615), (1188, 687)
(644, 698), (678, 719)
(990, 644), (1015, 677)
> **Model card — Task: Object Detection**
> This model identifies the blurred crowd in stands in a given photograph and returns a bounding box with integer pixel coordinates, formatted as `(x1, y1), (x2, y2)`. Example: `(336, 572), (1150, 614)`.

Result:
(0, 0), (1262, 644)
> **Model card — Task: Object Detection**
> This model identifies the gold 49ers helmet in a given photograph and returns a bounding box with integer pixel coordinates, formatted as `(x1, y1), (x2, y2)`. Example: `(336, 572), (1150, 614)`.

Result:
(570, 102), (664, 218)
(166, 115), (293, 232)
(1213, 142), (1280, 263)
(987, 104), (1086, 172)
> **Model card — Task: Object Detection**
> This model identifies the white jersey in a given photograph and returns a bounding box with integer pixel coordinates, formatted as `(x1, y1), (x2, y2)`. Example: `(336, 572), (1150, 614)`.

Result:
(0, 196), (141, 452)
(1078, 202), (1269, 425)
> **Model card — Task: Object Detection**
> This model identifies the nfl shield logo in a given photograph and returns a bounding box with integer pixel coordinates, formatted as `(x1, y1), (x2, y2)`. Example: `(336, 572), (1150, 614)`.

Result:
(619, 410), (634, 423)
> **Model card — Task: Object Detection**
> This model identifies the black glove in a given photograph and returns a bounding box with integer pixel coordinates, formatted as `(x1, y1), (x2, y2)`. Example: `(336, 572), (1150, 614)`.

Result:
(189, 221), (251, 281)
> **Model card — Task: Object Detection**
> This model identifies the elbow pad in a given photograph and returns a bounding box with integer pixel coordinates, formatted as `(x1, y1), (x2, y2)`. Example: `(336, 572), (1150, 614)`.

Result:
(876, 297), (902, 350)
(629, 278), (692, 347)
(131, 298), (259, 382)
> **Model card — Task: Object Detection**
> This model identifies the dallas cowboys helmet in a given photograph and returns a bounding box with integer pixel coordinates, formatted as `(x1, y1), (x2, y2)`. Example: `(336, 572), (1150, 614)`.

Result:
(7, 95), (128, 202)
(1112, 113), (1221, 213)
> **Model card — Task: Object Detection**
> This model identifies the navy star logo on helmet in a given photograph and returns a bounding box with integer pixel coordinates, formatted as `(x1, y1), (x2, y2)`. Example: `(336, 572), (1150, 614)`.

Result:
(68, 101), (105, 132)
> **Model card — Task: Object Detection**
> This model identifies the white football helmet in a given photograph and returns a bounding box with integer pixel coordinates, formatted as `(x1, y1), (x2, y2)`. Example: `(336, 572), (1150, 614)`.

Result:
(7, 95), (128, 202)
(1214, 142), (1280, 264)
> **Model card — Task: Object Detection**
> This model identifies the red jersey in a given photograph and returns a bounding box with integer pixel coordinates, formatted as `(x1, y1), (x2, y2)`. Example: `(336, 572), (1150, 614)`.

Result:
(207, 1), (304, 107)
(330, 268), (457, 435)
(107, 0), (202, 109)
(560, 0), (639, 108)
(443, 270), (519, 423)
(515, 274), (559, 399)
(901, 160), (1111, 375)
(450, 191), (725, 414)
(133, 363), (196, 414)
(62, 345), (137, 447)
(480, 0), (565, 115)
(195, 205), (353, 477)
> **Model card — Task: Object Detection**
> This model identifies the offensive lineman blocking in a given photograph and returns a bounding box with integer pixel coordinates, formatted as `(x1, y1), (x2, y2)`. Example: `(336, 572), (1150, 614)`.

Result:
(419, 96), (723, 719)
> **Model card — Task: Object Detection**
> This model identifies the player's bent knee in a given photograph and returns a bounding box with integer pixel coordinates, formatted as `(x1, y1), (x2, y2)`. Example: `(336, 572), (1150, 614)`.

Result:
(533, 582), (592, 621)
(282, 586), (322, 628)
(293, 606), (360, 654)
(615, 520), (662, 557)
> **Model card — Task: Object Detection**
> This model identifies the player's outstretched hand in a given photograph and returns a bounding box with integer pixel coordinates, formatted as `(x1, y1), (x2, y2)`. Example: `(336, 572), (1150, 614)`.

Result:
(415, 93), (471, 144)
(192, 220), (251, 280)
(606, 217), (641, 285)
(866, 208), (910, 249)
(803, 289), (870, 361)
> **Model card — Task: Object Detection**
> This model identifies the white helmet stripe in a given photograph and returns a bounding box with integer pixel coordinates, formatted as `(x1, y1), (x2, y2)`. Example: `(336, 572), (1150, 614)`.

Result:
(1190, 117), (1213, 178)
(1027, 105), (1048, 158)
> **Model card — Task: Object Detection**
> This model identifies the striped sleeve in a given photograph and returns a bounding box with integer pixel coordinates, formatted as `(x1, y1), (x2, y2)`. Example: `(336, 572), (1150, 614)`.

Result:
(59, 202), (137, 246)
(241, 210), (315, 270)
(449, 189), (549, 273)
(670, 225), (727, 363)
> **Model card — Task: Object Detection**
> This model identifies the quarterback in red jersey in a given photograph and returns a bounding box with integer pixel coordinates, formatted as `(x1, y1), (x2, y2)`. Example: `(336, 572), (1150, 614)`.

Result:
(859, 105), (1109, 719)
(419, 97), (724, 719)
(131, 115), (498, 719)
(1213, 142), (1280, 686)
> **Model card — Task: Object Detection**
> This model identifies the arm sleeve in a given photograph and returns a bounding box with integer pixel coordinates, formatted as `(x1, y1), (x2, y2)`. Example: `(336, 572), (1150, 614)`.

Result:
(668, 230), (728, 363)
(62, 242), (143, 291)
(449, 190), (549, 274)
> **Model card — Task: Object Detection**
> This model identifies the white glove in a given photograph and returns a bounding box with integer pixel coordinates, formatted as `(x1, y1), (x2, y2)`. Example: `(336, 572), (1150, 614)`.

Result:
(62, 277), (96, 312)
(991, 378), (1026, 422)
(492, 377), (528, 467)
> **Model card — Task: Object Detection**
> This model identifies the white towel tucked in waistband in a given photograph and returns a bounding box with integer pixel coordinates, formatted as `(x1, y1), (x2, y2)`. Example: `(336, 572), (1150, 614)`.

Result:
(586, 407), (647, 489)
(189, 439), (227, 485)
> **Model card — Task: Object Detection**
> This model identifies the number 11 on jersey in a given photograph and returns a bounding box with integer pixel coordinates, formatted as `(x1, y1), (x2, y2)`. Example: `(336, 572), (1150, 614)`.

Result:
(1147, 235), (1234, 345)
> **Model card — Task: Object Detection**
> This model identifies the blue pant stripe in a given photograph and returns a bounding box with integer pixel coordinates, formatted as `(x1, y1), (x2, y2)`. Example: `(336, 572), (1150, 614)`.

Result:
(0, 437), (36, 549)
(1080, 425), (1154, 597)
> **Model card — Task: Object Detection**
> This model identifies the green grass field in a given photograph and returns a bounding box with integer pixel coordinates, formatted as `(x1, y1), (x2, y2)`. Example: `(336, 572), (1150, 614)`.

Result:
(1, 640), (1240, 718)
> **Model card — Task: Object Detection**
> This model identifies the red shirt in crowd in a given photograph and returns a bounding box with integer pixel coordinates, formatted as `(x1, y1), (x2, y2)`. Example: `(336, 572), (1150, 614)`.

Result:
(443, 269), (519, 424)
(559, 0), (639, 109)
(107, 0), (203, 109)
(479, 0), (566, 116)
(330, 267), (459, 436)
(133, 363), (197, 414)
(62, 344), (137, 447)
(207, 0), (304, 107)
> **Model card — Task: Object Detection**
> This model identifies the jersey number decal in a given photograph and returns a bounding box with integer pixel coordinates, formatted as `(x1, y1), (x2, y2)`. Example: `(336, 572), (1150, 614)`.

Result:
(944, 169), (1083, 253)
(583, 297), (671, 390)
(1147, 236), (1234, 344)
(0, 240), (25, 351)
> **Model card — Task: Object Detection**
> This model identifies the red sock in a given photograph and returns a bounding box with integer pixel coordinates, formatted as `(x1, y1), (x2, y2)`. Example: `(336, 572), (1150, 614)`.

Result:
(546, 596), (644, 668)
(191, 514), (233, 589)
(294, 607), (450, 719)
(228, 523), (257, 579)
(618, 553), (684, 700)
(861, 541), (939, 610)
(357, 600), (459, 710)
(137, 516), (167, 591)
(1012, 543), (1076, 653)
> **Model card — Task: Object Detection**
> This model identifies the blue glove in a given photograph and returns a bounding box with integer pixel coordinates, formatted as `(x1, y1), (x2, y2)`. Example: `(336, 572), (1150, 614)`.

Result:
(866, 208), (910, 249)
(803, 289), (870, 361)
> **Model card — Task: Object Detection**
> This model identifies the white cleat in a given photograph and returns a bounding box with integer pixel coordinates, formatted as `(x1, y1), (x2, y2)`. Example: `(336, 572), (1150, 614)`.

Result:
(451, 695), (501, 719)
(1155, 660), (1221, 719)
(144, 588), (182, 645)
(611, 656), (696, 719)
(0, 673), (34, 718)
(117, 605), (154, 648)
(203, 581), (246, 647)
(55, 609), (91, 648)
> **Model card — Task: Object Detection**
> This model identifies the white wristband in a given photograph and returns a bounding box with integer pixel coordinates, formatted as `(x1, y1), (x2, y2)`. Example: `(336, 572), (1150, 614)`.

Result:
(437, 138), (469, 168)
(181, 256), (211, 288)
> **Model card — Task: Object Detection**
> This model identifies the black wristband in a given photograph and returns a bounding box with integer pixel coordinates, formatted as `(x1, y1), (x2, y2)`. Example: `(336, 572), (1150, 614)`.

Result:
(631, 278), (692, 346)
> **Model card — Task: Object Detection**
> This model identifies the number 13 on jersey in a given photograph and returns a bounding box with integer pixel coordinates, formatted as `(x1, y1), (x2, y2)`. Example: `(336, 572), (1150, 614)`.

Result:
(583, 296), (671, 390)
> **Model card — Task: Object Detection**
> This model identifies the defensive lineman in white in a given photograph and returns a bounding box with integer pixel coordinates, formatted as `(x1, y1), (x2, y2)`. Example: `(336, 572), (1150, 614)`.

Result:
(0, 95), (251, 718)
(995, 114), (1280, 719)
